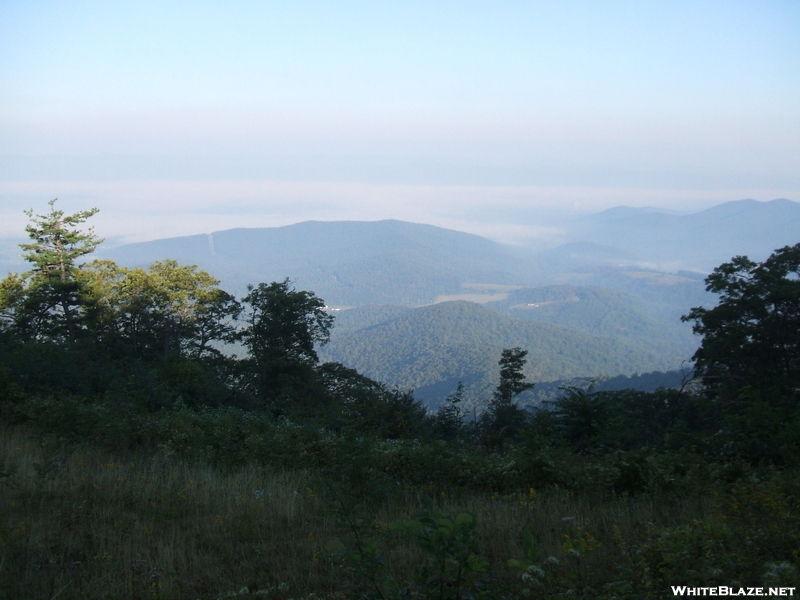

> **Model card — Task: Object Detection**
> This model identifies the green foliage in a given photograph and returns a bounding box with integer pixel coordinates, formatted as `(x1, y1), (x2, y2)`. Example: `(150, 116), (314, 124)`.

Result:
(549, 385), (609, 453)
(683, 243), (800, 404)
(0, 362), (23, 409)
(240, 279), (334, 408)
(296, 361), (429, 438)
(3, 204), (800, 598)
(20, 199), (102, 276)
(433, 382), (465, 441)
(489, 284), (698, 363)
(493, 348), (535, 406)
(2, 199), (102, 342)
(390, 510), (488, 600)
(321, 300), (669, 412)
(325, 507), (491, 600)
(81, 258), (242, 363)
(485, 348), (533, 443)
(241, 278), (333, 365)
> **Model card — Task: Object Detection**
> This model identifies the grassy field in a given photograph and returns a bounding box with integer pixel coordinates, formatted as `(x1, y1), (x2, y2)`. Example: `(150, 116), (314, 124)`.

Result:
(1, 425), (758, 600)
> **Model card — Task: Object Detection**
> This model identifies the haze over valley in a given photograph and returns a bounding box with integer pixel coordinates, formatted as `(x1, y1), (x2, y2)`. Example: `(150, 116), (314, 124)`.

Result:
(4, 197), (780, 407)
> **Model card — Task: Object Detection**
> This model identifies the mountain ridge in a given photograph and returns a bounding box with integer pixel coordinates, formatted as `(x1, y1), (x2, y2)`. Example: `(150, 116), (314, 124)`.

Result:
(321, 300), (677, 409)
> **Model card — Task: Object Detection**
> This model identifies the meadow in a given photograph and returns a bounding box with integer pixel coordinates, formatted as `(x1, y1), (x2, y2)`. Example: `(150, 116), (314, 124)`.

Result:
(2, 404), (798, 600)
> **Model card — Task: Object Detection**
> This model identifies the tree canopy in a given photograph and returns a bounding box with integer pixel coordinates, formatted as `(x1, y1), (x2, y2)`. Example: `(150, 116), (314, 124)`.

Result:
(21, 199), (102, 281)
(2, 199), (103, 341)
(238, 279), (335, 407)
(486, 347), (535, 442)
(683, 243), (800, 404)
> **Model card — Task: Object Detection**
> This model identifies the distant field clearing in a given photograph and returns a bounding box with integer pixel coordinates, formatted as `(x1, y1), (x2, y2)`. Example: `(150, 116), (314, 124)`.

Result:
(434, 292), (509, 304)
(461, 283), (525, 292)
(622, 271), (697, 285)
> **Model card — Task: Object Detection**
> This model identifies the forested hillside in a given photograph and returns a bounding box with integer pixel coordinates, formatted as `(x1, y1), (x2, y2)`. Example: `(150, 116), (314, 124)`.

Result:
(320, 300), (674, 409)
(100, 219), (530, 305)
(93, 212), (724, 385)
(486, 284), (698, 362)
(96, 200), (800, 295)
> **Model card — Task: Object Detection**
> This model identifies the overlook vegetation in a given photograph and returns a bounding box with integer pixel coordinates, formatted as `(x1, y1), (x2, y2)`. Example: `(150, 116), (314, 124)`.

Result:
(1, 200), (799, 599)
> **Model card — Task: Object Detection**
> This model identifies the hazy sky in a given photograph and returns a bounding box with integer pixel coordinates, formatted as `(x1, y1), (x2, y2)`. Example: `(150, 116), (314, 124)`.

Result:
(1, 1), (798, 243)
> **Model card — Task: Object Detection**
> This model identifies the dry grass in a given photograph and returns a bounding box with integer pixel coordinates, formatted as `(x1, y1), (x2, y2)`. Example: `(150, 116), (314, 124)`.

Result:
(1, 427), (338, 598)
(0, 426), (714, 599)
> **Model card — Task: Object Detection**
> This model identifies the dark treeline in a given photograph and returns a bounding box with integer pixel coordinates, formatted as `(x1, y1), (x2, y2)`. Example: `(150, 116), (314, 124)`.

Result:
(1, 200), (799, 598)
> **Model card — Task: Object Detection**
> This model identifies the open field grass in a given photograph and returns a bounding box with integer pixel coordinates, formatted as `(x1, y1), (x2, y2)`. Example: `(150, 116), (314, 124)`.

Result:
(5, 425), (778, 600)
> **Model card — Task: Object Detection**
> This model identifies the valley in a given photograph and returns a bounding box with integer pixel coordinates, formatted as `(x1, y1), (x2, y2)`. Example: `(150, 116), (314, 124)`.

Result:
(2, 198), (797, 409)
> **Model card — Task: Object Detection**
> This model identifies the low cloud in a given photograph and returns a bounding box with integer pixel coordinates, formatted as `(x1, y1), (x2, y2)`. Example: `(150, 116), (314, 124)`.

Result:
(1, 179), (794, 246)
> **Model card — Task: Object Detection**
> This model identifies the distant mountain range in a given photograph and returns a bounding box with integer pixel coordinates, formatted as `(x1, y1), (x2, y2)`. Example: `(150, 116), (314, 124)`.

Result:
(99, 219), (531, 305)
(94, 198), (799, 308)
(3, 198), (796, 409)
(567, 198), (800, 272)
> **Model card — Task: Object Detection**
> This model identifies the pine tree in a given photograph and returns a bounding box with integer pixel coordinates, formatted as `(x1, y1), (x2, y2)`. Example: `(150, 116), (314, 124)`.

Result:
(486, 347), (535, 442)
(21, 199), (102, 283)
(16, 199), (103, 340)
(434, 381), (466, 440)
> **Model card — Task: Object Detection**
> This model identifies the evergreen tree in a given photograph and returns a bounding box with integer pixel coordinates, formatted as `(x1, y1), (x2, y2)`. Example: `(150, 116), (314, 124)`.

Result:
(434, 381), (465, 440)
(486, 347), (534, 442)
(21, 199), (102, 282)
(4, 199), (102, 341)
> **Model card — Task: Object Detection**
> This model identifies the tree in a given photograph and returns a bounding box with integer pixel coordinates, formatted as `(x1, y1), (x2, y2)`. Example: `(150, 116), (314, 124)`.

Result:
(240, 279), (334, 407)
(81, 259), (241, 362)
(433, 381), (466, 440)
(486, 347), (535, 442)
(0, 274), (26, 336)
(682, 244), (800, 404)
(1, 201), (244, 405)
(147, 260), (241, 361)
(2, 199), (102, 341)
(550, 385), (608, 453)
(21, 199), (102, 282)
(493, 348), (535, 405)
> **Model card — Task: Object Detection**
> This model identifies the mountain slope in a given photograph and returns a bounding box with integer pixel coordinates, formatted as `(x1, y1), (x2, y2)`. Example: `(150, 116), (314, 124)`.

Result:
(570, 198), (800, 271)
(485, 284), (698, 362)
(96, 199), (798, 306)
(321, 300), (680, 409)
(100, 220), (532, 305)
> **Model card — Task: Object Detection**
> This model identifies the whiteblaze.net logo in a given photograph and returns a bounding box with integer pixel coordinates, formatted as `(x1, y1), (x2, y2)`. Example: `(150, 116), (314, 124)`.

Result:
(672, 587), (796, 597)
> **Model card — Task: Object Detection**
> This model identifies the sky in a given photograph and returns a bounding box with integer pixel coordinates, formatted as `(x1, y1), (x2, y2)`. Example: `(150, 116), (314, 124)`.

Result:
(1, 0), (799, 244)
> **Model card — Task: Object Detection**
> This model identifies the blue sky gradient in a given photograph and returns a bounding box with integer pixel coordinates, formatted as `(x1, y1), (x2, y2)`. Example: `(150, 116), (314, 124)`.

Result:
(1, 1), (798, 242)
